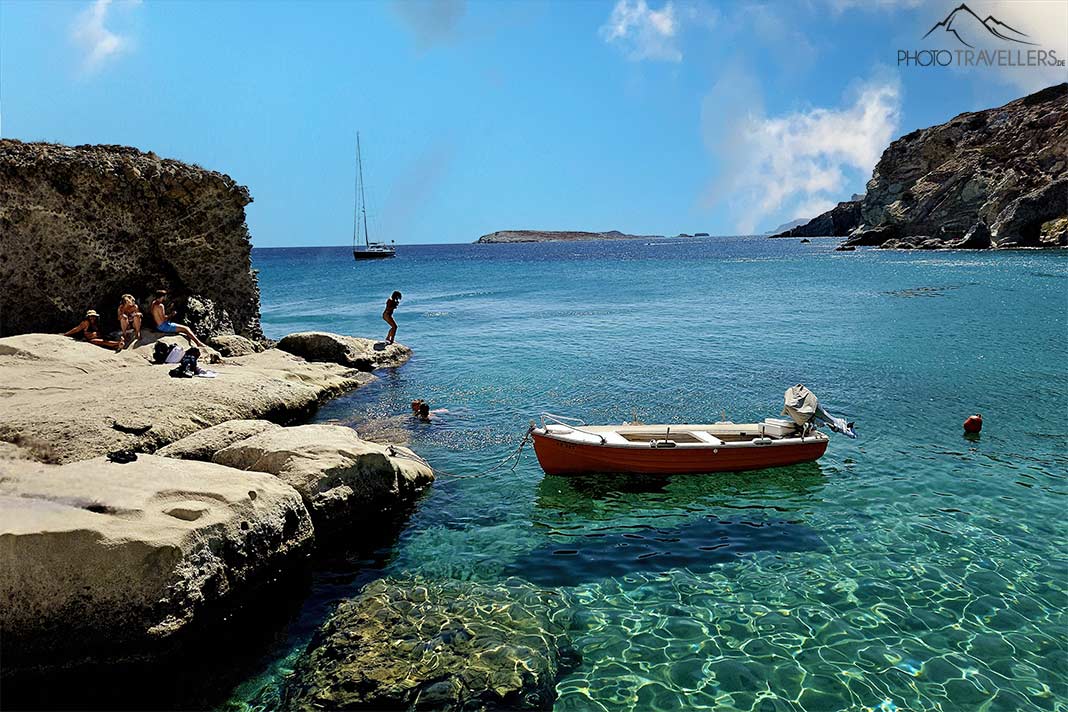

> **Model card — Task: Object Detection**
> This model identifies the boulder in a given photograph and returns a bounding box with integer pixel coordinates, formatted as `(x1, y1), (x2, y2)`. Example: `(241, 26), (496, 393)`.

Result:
(0, 334), (373, 464)
(949, 222), (993, 249)
(1039, 217), (1068, 247)
(0, 455), (313, 671)
(843, 224), (898, 247)
(157, 419), (280, 461)
(0, 140), (263, 339)
(212, 424), (433, 530)
(209, 333), (264, 357)
(275, 331), (411, 371)
(282, 577), (576, 711)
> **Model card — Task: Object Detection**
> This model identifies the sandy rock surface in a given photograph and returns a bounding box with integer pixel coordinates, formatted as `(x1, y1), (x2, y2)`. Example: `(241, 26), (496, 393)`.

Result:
(0, 454), (313, 670)
(0, 334), (372, 464)
(209, 333), (264, 357)
(212, 424), (433, 529)
(276, 332), (412, 371)
(283, 577), (576, 711)
(156, 419), (280, 461)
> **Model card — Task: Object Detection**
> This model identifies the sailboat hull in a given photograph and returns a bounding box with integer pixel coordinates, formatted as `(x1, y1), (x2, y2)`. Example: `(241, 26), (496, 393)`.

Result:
(353, 249), (395, 260)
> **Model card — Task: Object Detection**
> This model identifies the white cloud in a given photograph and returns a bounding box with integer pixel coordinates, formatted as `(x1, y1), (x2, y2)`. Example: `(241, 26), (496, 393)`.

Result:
(702, 70), (902, 234)
(600, 0), (681, 62)
(72, 0), (140, 72)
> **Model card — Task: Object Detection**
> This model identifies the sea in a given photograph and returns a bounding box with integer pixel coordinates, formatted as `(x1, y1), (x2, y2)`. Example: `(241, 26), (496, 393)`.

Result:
(47, 236), (1063, 712)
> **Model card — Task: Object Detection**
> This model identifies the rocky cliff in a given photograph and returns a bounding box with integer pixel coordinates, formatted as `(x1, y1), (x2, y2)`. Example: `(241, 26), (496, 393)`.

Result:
(0, 140), (263, 337)
(773, 83), (1068, 248)
(476, 229), (661, 243)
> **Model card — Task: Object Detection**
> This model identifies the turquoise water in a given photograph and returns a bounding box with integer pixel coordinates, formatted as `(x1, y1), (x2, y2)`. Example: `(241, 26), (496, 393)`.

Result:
(236, 237), (1067, 711)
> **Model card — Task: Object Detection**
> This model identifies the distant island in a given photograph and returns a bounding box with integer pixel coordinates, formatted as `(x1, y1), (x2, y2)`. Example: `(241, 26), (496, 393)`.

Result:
(765, 218), (809, 235)
(476, 229), (664, 244)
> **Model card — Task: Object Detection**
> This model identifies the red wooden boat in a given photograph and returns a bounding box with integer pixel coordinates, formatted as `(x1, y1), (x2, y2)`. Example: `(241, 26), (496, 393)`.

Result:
(532, 416), (828, 475)
(531, 386), (854, 476)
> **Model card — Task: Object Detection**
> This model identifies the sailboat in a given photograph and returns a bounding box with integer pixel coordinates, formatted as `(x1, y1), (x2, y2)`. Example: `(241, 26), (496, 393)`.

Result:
(352, 132), (396, 260)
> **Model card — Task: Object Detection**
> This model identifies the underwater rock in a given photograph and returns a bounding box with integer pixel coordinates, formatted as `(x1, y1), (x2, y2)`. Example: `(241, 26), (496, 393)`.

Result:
(212, 424), (433, 531)
(276, 331), (411, 371)
(283, 577), (576, 711)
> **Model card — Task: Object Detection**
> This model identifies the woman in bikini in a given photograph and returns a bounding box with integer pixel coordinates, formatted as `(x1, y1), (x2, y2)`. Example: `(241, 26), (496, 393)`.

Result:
(383, 290), (402, 344)
(117, 294), (142, 345)
(64, 310), (124, 352)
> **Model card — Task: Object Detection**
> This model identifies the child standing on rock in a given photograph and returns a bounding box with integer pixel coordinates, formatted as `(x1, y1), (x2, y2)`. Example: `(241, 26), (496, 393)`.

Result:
(383, 290), (401, 344)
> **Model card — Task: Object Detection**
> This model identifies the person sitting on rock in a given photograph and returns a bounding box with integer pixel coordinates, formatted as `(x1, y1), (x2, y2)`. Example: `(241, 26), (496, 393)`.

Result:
(117, 294), (142, 345)
(64, 310), (124, 352)
(150, 290), (207, 348)
(383, 290), (401, 344)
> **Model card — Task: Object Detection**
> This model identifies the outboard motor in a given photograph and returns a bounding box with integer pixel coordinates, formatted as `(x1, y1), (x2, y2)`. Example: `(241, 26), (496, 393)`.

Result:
(782, 384), (856, 438)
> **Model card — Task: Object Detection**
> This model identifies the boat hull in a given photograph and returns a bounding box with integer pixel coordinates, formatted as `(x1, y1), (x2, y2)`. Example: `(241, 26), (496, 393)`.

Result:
(353, 249), (395, 260)
(531, 431), (827, 475)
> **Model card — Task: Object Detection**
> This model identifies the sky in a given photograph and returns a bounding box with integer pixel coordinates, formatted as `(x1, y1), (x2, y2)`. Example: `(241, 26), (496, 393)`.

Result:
(1, 0), (1066, 246)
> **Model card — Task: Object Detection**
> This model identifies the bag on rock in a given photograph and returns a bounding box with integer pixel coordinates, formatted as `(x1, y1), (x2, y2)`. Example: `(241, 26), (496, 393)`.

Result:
(169, 348), (200, 378)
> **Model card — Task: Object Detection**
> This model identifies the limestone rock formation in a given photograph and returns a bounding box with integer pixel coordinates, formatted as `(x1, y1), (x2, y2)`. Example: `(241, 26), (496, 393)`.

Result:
(209, 333), (265, 357)
(476, 229), (661, 243)
(212, 424), (433, 530)
(276, 331), (412, 370)
(156, 419), (281, 461)
(0, 140), (263, 338)
(771, 201), (861, 238)
(0, 334), (372, 464)
(780, 84), (1068, 249)
(0, 455), (313, 671)
(283, 577), (576, 711)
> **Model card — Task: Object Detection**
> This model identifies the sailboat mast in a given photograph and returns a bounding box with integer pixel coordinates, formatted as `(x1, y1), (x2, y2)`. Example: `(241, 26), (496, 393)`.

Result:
(352, 134), (360, 249)
(357, 132), (370, 248)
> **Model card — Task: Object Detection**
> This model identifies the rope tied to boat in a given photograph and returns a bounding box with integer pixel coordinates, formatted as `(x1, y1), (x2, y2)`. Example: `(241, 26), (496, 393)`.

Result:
(385, 425), (534, 484)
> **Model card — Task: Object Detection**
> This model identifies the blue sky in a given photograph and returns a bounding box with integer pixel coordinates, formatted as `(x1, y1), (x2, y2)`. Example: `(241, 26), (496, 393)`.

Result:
(2, 0), (1065, 245)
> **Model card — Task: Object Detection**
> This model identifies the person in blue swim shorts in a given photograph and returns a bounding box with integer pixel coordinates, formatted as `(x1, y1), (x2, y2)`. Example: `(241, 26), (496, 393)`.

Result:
(150, 290), (207, 348)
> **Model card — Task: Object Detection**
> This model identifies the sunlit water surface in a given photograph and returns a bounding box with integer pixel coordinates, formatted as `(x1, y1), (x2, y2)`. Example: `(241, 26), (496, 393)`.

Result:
(227, 237), (1066, 711)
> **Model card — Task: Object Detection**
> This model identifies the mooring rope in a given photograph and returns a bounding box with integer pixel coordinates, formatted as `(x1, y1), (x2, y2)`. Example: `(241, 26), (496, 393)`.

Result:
(386, 426), (534, 484)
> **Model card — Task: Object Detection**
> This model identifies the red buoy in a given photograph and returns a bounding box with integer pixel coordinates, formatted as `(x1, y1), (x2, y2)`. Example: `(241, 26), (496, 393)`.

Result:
(964, 414), (983, 433)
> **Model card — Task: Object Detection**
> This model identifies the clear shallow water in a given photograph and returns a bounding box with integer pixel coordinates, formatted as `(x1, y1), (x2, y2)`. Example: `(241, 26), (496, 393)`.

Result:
(232, 237), (1067, 711)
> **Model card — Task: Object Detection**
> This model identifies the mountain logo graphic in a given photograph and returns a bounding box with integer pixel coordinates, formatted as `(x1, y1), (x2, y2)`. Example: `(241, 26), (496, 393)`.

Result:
(923, 3), (1037, 48)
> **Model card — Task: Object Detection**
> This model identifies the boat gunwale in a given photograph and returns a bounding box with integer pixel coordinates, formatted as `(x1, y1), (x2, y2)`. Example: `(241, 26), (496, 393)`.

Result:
(531, 427), (827, 450)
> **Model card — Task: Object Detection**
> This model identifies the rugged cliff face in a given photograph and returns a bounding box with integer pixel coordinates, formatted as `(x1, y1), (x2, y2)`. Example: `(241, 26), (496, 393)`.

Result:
(0, 140), (263, 337)
(775, 83), (1068, 249)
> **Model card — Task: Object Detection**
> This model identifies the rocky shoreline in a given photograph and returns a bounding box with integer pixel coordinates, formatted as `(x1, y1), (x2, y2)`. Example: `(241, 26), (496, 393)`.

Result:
(0, 331), (434, 675)
(773, 83), (1068, 250)
(1, 139), (577, 711)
